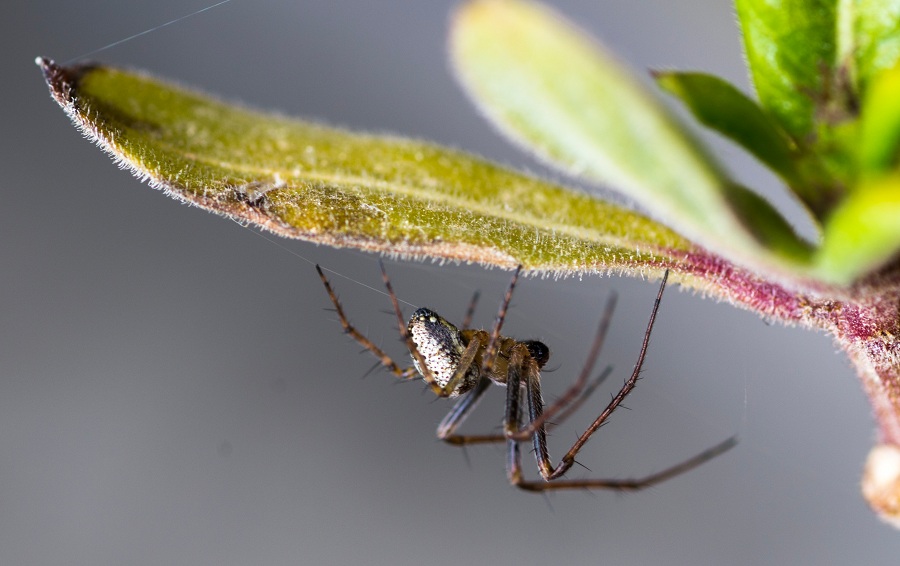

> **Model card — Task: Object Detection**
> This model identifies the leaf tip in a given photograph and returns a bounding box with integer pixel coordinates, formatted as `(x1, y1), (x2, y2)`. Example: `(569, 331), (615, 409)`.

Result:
(37, 56), (64, 97)
(37, 57), (97, 111)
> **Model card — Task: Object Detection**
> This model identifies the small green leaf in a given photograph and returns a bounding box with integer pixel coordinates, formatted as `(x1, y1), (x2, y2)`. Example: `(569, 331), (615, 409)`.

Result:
(859, 63), (900, 173)
(450, 0), (809, 271)
(726, 183), (816, 263)
(816, 174), (900, 283)
(655, 71), (801, 185)
(839, 0), (900, 96)
(38, 58), (693, 276)
(736, 0), (837, 138)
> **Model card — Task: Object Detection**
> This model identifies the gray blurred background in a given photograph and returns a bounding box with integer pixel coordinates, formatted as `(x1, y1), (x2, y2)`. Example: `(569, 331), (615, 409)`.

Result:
(3, 1), (898, 564)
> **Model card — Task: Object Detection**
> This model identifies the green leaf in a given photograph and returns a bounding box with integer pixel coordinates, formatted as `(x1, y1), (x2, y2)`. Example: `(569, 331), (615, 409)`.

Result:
(816, 174), (900, 283)
(726, 183), (817, 263)
(736, 0), (837, 138)
(859, 63), (900, 173)
(839, 0), (900, 96)
(450, 0), (809, 271)
(655, 71), (801, 185)
(37, 57), (693, 276)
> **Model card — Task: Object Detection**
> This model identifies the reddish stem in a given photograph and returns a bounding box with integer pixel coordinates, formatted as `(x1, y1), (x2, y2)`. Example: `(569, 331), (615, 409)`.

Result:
(663, 248), (900, 444)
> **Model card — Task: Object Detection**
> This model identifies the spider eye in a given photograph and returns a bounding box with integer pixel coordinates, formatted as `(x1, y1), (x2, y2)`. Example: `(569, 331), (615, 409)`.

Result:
(408, 308), (461, 350)
(409, 307), (444, 329)
(523, 340), (550, 368)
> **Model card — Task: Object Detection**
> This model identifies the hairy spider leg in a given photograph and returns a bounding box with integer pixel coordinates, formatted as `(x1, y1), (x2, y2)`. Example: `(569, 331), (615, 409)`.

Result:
(533, 270), (670, 480)
(502, 270), (737, 490)
(317, 263), (478, 396)
(508, 354), (736, 491)
(508, 290), (619, 441)
(460, 290), (480, 330)
(316, 264), (418, 381)
(318, 262), (519, 398)
(479, 265), (521, 379)
(436, 367), (616, 446)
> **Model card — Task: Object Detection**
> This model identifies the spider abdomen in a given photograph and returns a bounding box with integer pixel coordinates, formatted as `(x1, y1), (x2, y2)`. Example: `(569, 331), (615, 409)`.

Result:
(408, 308), (478, 396)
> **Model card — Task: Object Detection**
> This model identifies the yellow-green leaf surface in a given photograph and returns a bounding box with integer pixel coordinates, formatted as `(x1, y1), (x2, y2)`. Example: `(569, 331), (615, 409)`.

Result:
(736, 0), (837, 138)
(37, 58), (692, 276)
(450, 0), (809, 274)
(817, 175), (900, 283)
(859, 63), (900, 173)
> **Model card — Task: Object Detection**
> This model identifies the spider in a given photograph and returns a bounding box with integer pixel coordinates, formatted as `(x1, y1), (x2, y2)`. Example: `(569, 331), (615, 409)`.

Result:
(315, 263), (736, 492)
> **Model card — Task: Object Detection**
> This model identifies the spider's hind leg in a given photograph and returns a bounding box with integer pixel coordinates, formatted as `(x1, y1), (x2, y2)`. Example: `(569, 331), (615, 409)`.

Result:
(508, 291), (619, 441)
(503, 271), (736, 491)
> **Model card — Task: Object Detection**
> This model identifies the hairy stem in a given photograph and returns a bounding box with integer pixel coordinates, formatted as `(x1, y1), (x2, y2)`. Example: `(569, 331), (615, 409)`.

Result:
(673, 249), (900, 524)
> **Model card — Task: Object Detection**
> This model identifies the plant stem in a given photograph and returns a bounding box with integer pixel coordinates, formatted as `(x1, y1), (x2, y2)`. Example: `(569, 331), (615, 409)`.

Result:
(667, 248), (900, 524)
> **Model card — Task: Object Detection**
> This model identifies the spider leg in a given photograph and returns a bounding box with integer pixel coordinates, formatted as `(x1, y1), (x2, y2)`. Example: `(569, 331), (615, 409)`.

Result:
(508, 290), (618, 441)
(438, 363), (612, 448)
(546, 365), (613, 431)
(504, 271), (737, 490)
(436, 376), (506, 445)
(439, 269), (615, 448)
(503, 344), (533, 485)
(316, 265), (417, 380)
(436, 266), (522, 441)
(480, 266), (522, 378)
(440, 335), (484, 397)
(539, 270), (669, 480)
(513, 436), (737, 492)
(461, 290), (480, 330)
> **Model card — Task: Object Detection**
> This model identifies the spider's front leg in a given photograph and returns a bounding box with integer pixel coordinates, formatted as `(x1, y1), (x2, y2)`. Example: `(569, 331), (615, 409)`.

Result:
(315, 265), (418, 381)
(317, 262), (489, 397)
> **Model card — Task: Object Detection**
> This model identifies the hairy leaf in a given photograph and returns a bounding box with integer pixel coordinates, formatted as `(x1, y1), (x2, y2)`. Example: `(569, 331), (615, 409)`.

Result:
(38, 57), (693, 277)
(450, 0), (808, 271)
